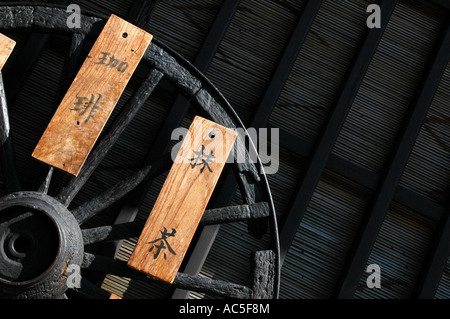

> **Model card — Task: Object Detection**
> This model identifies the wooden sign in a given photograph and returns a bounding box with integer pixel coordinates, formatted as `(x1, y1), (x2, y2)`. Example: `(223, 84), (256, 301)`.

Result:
(128, 116), (237, 283)
(0, 33), (16, 71)
(32, 14), (152, 176)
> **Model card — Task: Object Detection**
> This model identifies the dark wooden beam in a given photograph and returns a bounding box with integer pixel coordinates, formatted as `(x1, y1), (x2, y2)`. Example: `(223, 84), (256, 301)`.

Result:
(413, 196), (450, 298)
(276, 126), (446, 222)
(125, 0), (160, 28)
(230, 100), (446, 224)
(278, 0), (398, 265)
(146, 0), (241, 161)
(333, 18), (450, 299)
(3, 33), (50, 108)
(248, 0), (323, 128)
(81, 202), (270, 245)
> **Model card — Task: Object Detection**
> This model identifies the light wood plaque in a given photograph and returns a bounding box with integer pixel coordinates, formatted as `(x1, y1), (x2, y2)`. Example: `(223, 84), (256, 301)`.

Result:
(0, 33), (16, 71)
(128, 116), (237, 283)
(32, 14), (152, 176)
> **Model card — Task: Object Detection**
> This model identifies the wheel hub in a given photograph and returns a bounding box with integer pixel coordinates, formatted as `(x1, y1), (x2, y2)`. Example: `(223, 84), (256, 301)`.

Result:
(0, 192), (83, 299)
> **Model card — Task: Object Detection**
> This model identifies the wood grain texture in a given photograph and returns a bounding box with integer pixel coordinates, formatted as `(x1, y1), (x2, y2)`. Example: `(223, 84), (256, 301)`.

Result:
(0, 33), (15, 71)
(128, 116), (237, 283)
(32, 14), (152, 176)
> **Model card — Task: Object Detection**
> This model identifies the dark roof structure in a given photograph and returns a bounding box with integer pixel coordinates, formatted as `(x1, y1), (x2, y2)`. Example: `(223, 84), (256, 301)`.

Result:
(0, 0), (448, 299)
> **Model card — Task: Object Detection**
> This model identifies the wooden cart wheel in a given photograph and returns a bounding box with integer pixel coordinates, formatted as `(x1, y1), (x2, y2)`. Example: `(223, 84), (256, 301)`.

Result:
(0, 4), (279, 299)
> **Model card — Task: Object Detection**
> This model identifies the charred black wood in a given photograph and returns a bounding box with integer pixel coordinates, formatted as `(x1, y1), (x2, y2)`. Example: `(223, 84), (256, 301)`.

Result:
(200, 202), (270, 226)
(72, 153), (171, 224)
(251, 250), (276, 299)
(82, 252), (160, 285)
(0, 5), (105, 34)
(144, 41), (202, 98)
(0, 72), (20, 193)
(70, 277), (111, 299)
(235, 170), (268, 238)
(82, 202), (270, 245)
(73, 166), (153, 224)
(82, 220), (146, 245)
(82, 252), (252, 298)
(37, 167), (53, 194)
(174, 272), (252, 299)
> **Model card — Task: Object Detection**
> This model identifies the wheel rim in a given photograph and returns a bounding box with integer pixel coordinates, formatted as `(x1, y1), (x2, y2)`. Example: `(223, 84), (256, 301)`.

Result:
(0, 4), (280, 299)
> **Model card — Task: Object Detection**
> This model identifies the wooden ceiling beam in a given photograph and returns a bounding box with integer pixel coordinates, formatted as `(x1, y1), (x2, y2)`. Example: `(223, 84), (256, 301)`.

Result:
(334, 18), (450, 299)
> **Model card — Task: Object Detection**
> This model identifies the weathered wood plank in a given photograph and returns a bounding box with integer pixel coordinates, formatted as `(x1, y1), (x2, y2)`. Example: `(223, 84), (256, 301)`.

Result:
(0, 33), (15, 71)
(128, 116), (236, 283)
(32, 14), (152, 176)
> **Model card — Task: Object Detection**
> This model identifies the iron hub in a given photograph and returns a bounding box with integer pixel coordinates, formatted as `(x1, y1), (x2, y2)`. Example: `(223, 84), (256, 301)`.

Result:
(0, 192), (83, 299)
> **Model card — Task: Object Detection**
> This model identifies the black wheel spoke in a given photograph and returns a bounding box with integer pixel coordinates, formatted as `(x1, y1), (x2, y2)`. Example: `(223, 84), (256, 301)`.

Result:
(82, 220), (146, 245)
(69, 277), (111, 299)
(37, 167), (53, 194)
(173, 273), (252, 299)
(82, 252), (252, 299)
(58, 33), (86, 101)
(82, 252), (157, 281)
(82, 202), (270, 245)
(251, 250), (276, 299)
(57, 69), (164, 206)
(200, 202), (270, 226)
(0, 72), (20, 193)
(72, 152), (171, 224)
